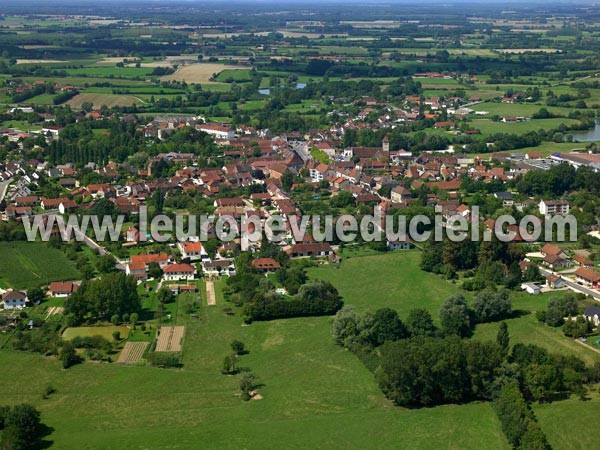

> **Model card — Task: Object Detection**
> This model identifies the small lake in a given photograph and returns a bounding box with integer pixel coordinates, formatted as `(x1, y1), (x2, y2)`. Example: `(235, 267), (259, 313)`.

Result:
(258, 83), (306, 95)
(570, 122), (600, 142)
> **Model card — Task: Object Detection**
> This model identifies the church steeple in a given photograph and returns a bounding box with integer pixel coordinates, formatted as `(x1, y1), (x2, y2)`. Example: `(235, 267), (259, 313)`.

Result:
(382, 135), (389, 154)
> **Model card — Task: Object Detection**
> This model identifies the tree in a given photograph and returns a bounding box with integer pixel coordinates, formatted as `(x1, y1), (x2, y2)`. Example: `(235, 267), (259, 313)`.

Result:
(0, 424), (27, 449)
(562, 316), (592, 338)
(281, 170), (294, 191)
(439, 294), (472, 337)
(60, 342), (79, 369)
(524, 363), (562, 402)
(157, 286), (176, 304)
(111, 314), (119, 325)
(112, 331), (121, 341)
(546, 294), (579, 327)
(406, 308), (436, 337)
(331, 306), (360, 346)
(497, 321), (510, 357)
(96, 254), (117, 274)
(523, 264), (542, 282)
(151, 190), (165, 214)
(130, 312), (139, 329)
(66, 273), (140, 324)
(230, 340), (246, 355)
(365, 308), (408, 346)
(518, 421), (551, 450)
(154, 302), (165, 321)
(221, 353), (238, 375)
(493, 381), (534, 447)
(4, 404), (41, 438)
(27, 287), (44, 304)
(147, 262), (163, 280)
(239, 372), (258, 401)
(472, 290), (512, 323)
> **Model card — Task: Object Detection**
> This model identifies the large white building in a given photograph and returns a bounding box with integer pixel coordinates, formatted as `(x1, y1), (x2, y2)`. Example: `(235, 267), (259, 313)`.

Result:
(197, 123), (235, 139)
(539, 199), (569, 216)
(162, 263), (196, 281)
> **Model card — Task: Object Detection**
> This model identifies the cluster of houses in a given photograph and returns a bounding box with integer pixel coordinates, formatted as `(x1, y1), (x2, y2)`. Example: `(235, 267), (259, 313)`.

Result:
(2, 96), (600, 312)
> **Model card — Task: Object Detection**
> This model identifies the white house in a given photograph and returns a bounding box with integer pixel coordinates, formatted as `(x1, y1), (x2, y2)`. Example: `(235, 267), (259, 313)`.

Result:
(2, 290), (28, 309)
(197, 123), (235, 139)
(539, 199), (569, 216)
(177, 241), (208, 261)
(163, 263), (196, 281)
(202, 260), (236, 277)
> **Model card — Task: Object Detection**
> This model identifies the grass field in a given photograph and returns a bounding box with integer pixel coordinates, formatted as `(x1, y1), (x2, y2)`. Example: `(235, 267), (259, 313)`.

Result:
(161, 63), (250, 84)
(67, 93), (145, 109)
(62, 326), (131, 341)
(306, 250), (461, 319)
(472, 292), (600, 365)
(214, 68), (254, 83)
(66, 67), (154, 78)
(0, 242), (81, 289)
(471, 118), (581, 136)
(0, 290), (509, 449)
(470, 101), (573, 117)
(534, 394), (600, 449)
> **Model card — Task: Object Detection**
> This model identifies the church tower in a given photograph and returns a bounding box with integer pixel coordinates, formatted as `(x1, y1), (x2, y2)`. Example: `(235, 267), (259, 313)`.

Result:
(382, 135), (390, 154)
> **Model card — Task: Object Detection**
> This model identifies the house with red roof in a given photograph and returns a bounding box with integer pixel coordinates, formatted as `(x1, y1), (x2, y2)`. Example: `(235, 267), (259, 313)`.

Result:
(163, 263), (196, 281)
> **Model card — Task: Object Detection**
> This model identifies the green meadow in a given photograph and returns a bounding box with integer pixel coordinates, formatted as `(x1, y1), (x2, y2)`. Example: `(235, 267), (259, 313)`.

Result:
(0, 252), (512, 449)
(0, 242), (81, 289)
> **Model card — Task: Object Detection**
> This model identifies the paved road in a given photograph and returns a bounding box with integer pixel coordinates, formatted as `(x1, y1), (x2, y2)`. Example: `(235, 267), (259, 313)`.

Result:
(50, 213), (126, 270)
(538, 266), (600, 301)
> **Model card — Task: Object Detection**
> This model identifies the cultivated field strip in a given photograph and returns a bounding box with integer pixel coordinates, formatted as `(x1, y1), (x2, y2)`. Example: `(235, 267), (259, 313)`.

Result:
(155, 326), (185, 352)
(117, 342), (149, 364)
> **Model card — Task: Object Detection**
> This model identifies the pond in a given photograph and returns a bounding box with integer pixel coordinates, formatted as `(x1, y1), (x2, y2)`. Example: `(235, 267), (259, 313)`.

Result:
(570, 122), (600, 142)
(258, 83), (306, 95)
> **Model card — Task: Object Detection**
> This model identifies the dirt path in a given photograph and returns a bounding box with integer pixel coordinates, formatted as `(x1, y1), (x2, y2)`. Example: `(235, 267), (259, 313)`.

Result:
(205, 280), (216, 306)
(573, 338), (600, 355)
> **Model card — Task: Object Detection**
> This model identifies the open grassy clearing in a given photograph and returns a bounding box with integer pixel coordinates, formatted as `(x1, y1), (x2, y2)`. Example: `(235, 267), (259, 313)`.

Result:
(65, 66), (155, 78)
(66, 93), (145, 109)
(0, 242), (81, 289)
(0, 121), (42, 131)
(20, 76), (151, 87)
(161, 63), (251, 84)
(465, 141), (588, 159)
(471, 118), (581, 136)
(214, 69), (254, 83)
(24, 93), (56, 105)
(472, 292), (600, 366)
(0, 283), (509, 449)
(534, 393), (600, 449)
(470, 101), (574, 117)
(62, 326), (131, 341)
(306, 250), (461, 319)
